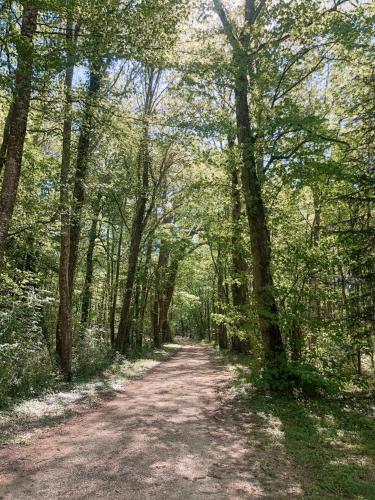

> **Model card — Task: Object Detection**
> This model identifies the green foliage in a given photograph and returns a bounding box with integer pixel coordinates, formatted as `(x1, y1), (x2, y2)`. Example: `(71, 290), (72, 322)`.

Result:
(288, 363), (340, 396)
(220, 347), (375, 498)
(249, 393), (375, 499)
(250, 358), (338, 396)
(1, 0), (374, 401)
(73, 329), (114, 378)
(0, 278), (57, 406)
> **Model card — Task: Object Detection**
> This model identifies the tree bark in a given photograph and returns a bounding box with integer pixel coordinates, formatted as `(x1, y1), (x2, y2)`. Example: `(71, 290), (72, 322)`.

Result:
(152, 289), (161, 348)
(228, 139), (250, 353)
(109, 224), (123, 346)
(81, 193), (102, 325)
(152, 241), (169, 348)
(217, 245), (228, 349)
(137, 239), (153, 349)
(214, 0), (286, 366)
(116, 126), (150, 353)
(0, 107), (11, 175)
(56, 17), (77, 381)
(116, 68), (161, 353)
(68, 66), (103, 293)
(161, 258), (179, 343)
(0, 4), (38, 272)
(153, 242), (179, 346)
(234, 61), (285, 364)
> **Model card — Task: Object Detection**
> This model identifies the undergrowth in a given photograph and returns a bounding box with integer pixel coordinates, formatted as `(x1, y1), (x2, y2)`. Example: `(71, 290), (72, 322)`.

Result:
(217, 346), (375, 499)
(0, 341), (179, 446)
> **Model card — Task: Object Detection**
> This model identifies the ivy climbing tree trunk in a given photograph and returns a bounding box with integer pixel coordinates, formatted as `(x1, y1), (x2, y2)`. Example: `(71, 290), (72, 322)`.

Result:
(0, 4), (38, 272)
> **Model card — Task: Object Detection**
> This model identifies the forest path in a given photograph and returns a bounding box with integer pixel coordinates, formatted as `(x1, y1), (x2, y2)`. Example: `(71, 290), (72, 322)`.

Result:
(0, 344), (301, 499)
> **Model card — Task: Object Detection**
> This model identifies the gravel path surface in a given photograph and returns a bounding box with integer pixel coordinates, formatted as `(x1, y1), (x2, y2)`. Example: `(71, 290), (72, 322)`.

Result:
(0, 344), (301, 499)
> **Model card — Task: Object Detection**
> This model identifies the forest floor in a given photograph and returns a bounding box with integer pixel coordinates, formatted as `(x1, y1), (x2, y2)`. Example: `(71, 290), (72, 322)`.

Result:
(0, 343), (374, 499)
(219, 348), (375, 499)
(0, 343), (180, 448)
(0, 343), (302, 499)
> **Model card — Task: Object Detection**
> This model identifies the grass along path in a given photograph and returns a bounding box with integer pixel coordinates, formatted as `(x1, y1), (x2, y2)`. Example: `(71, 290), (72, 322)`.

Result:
(0, 343), (180, 447)
(218, 347), (375, 499)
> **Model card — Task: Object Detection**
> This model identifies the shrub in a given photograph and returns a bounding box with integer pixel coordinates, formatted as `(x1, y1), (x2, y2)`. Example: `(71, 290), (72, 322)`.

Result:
(250, 357), (338, 396)
(73, 327), (114, 378)
(0, 280), (57, 406)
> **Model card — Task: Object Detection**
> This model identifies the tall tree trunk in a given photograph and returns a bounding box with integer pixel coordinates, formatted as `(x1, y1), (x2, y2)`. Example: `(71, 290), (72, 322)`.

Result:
(116, 126), (150, 353)
(81, 193), (102, 325)
(235, 65), (285, 364)
(0, 1), (12, 174)
(206, 297), (211, 342)
(101, 225), (111, 328)
(228, 139), (249, 353)
(56, 17), (77, 381)
(109, 224), (123, 346)
(214, 0), (286, 366)
(116, 68), (161, 353)
(0, 108), (11, 175)
(152, 289), (161, 348)
(160, 258), (179, 343)
(152, 240), (169, 347)
(57, 51), (102, 377)
(132, 278), (141, 348)
(0, 4), (38, 272)
(137, 238), (153, 348)
(217, 245), (228, 349)
(68, 66), (103, 293)
(307, 189), (321, 352)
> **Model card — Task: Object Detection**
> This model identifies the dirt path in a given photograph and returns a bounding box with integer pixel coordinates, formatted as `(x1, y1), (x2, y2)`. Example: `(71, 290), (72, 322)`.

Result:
(0, 344), (301, 499)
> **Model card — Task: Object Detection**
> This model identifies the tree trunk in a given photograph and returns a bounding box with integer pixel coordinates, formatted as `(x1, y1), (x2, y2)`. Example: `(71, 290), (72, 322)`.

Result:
(217, 246), (228, 349)
(81, 193), (102, 325)
(152, 289), (161, 348)
(235, 68), (285, 364)
(57, 48), (102, 377)
(109, 224), (123, 346)
(0, 4), (38, 272)
(228, 139), (249, 353)
(137, 239), (153, 348)
(116, 127), (150, 353)
(206, 298), (211, 342)
(152, 241), (169, 347)
(68, 66), (103, 293)
(213, 0), (286, 366)
(116, 68), (161, 353)
(0, 107), (11, 175)
(116, 201), (147, 352)
(132, 278), (141, 348)
(56, 18), (76, 381)
(161, 258), (179, 343)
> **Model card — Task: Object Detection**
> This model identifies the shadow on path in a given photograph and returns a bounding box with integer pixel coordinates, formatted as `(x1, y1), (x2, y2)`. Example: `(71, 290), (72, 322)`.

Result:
(247, 391), (375, 498)
(0, 345), (302, 499)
